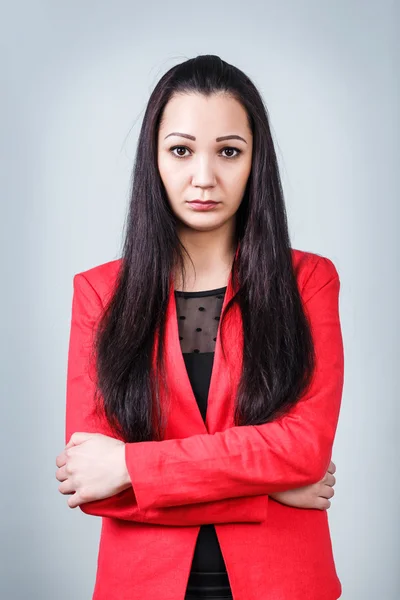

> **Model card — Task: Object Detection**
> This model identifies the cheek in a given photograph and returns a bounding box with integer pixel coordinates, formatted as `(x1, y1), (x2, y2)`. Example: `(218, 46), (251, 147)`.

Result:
(228, 167), (250, 196)
(158, 159), (185, 191)
(238, 158), (252, 181)
(158, 172), (182, 211)
(158, 160), (171, 185)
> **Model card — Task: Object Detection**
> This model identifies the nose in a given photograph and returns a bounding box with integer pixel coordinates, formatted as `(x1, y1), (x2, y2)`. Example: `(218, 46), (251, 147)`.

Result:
(191, 156), (217, 188)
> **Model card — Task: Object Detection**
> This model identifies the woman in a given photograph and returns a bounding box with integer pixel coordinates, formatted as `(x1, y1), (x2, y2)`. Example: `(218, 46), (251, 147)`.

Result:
(55, 55), (344, 600)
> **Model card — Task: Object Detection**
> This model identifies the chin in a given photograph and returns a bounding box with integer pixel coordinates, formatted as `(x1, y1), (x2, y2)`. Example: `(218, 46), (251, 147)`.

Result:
(186, 219), (226, 233)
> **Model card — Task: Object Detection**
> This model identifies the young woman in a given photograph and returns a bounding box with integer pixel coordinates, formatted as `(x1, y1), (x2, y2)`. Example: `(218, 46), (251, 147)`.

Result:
(55, 54), (344, 600)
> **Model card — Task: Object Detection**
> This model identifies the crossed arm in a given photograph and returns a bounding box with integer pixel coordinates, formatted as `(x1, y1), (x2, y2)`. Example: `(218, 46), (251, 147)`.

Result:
(65, 272), (267, 526)
(64, 256), (344, 525)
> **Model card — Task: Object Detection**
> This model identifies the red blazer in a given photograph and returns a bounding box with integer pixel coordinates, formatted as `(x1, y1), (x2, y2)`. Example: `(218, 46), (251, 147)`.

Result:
(65, 248), (344, 600)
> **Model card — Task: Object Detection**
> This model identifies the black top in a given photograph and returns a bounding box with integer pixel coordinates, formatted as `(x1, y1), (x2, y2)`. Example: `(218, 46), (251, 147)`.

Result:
(174, 285), (232, 597)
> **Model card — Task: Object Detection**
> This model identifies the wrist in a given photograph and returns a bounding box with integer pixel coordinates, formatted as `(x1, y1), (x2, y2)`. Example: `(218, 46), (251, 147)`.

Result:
(119, 443), (132, 491)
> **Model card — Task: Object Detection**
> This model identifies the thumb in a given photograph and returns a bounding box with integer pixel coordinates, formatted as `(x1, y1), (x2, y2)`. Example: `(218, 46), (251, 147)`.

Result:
(65, 432), (96, 449)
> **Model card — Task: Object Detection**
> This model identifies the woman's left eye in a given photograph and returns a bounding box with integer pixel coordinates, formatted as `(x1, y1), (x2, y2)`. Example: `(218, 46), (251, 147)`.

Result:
(220, 147), (242, 159)
(169, 146), (242, 159)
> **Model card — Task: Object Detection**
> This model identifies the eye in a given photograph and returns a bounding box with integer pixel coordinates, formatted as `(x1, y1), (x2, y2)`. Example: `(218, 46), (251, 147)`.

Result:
(220, 147), (242, 159)
(170, 146), (190, 159)
(169, 146), (242, 160)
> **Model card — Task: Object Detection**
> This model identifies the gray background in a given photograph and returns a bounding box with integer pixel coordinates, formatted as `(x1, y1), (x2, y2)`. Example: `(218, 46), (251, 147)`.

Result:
(1, 1), (398, 598)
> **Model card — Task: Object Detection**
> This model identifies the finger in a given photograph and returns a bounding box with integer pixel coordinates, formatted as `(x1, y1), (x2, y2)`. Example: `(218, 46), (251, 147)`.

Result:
(321, 472), (336, 487)
(65, 432), (97, 449)
(327, 460), (336, 474)
(58, 479), (76, 495)
(315, 491), (332, 511)
(55, 452), (67, 468)
(315, 496), (331, 510)
(55, 465), (69, 482)
(320, 484), (335, 499)
(65, 438), (80, 449)
(67, 491), (81, 509)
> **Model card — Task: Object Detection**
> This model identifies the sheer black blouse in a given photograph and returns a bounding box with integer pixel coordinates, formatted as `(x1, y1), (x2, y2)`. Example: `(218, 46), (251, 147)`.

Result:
(174, 285), (232, 598)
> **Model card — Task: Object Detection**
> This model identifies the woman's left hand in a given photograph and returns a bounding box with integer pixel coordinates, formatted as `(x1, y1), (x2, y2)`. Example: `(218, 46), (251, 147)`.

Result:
(55, 433), (131, 508)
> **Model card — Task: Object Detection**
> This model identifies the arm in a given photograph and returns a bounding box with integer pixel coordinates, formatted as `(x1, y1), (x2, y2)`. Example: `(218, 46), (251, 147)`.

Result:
(124, 257), (344, 511)
(78, 488), (266, 525)
(65, 273), (267, 525)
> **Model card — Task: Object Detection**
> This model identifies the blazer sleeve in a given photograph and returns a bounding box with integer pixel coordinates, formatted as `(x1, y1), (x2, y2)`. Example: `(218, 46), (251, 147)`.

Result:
(65, 272), (267, 525)
(125, 256), (345, 511)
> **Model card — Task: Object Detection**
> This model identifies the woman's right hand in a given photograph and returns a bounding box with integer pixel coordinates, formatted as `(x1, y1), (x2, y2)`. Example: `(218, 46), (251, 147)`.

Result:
(268, 460), (336, 510)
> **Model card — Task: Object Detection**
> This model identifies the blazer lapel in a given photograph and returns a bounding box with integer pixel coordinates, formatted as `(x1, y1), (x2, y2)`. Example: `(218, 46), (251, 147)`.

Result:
(154, 244), (243, 439)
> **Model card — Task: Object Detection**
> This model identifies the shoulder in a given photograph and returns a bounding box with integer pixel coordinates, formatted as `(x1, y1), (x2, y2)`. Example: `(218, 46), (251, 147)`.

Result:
(290, 248), (340, 303)
(72, 257), (123, 307)
(70, 250), (340, 306)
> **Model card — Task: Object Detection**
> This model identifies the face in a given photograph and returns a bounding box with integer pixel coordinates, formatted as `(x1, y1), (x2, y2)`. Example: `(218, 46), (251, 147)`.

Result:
(157, 92), (253, 234)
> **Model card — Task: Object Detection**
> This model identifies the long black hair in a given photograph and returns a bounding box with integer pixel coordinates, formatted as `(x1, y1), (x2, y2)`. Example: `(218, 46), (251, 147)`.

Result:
(91, 54), (315, 443)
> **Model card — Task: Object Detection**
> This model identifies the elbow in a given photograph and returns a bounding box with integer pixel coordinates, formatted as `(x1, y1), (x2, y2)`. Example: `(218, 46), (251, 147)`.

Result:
(79, 504), (93, 516)
(79, 502), (100, 517)
(282, 440), (333, 489)
(306, 443), (334, 485)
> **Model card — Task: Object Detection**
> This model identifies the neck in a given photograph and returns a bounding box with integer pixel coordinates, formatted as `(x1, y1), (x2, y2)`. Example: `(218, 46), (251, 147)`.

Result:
(174, 223), (237, 292)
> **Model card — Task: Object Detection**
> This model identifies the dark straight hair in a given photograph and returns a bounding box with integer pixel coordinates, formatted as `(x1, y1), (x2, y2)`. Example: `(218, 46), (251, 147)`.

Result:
(92, 54), (315, 443)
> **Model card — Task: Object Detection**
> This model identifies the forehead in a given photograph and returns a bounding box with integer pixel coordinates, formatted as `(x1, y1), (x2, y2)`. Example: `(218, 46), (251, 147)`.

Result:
(158, 92), (250, 138)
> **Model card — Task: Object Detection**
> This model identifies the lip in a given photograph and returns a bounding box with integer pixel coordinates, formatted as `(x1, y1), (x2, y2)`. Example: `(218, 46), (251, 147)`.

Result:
(187, 200), (220, 212)
(188, 200), (219, 204)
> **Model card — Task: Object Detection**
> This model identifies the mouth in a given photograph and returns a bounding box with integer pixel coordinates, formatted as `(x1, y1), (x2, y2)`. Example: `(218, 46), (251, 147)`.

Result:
(187, 199), (219, 204)
(187, 200), (220, 211)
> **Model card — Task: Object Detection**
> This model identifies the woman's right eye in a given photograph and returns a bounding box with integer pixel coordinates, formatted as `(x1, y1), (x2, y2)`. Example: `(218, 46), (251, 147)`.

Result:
(170, 146), (190, 159)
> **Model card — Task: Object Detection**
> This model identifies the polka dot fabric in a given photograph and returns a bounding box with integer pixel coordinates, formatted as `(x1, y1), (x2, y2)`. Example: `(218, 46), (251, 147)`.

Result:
(174, 286), (227, 354)
(173, 283), (232, 587)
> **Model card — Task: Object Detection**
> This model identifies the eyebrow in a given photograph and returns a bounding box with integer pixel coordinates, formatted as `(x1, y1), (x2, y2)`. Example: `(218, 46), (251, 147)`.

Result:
(164, 132), (248, 144)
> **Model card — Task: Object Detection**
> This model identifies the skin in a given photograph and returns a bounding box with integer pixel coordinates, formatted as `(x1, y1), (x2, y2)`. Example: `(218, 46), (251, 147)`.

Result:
(56, 433), (131, 509)
(157, 91), (252, 291)
(55, 92), (337, 510)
